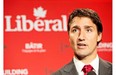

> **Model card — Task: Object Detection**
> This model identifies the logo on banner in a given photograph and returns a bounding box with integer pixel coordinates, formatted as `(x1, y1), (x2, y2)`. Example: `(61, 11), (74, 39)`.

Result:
(5, 6), (67, 32)
(22, 42), (46, 53)
(33, 6), (47, 19)
(97, 42), (112, 52)
(4, 68), (28, 75)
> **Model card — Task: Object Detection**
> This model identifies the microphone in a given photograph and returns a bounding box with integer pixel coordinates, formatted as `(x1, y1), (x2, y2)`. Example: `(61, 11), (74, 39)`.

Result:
(87, 71), (96, 75)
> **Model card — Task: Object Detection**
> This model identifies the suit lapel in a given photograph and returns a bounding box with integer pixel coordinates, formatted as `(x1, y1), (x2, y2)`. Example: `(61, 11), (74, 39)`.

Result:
(70, 65), (78, 75)
(63, 60), (78, 75)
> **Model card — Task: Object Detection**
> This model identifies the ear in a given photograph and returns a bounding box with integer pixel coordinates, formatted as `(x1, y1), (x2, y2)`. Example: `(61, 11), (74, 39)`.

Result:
(97, 33), (102, 42)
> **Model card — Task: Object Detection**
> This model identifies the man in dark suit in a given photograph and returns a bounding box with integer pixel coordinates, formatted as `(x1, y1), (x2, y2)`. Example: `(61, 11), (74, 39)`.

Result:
(52, 8), (112, 75)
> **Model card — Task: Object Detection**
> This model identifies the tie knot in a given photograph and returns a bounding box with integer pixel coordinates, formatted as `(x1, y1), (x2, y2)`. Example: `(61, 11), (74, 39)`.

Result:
(82, 65), (93, 73)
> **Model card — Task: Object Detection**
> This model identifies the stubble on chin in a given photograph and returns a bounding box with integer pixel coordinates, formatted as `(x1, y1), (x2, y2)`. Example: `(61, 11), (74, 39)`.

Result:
(74, 52), (87, 60)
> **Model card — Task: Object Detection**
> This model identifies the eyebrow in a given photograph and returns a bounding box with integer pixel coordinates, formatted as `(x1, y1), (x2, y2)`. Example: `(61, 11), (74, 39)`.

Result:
(84, 26), (94, 29)
(71, 25), (79, 29)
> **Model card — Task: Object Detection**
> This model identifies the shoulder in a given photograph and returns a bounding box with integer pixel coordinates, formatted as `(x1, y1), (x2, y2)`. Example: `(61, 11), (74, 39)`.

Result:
(99, 58), (112, 75)
(99, 58), (112, 68)
(99, 58), (112, 73)
(52, 61), (74, 75)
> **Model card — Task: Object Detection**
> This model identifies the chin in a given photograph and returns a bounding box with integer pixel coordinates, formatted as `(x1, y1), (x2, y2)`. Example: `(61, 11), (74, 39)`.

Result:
(74, 52), (88, 59)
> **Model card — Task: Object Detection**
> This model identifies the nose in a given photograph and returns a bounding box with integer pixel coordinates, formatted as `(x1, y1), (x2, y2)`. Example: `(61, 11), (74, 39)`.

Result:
(78, 30), (85, 41)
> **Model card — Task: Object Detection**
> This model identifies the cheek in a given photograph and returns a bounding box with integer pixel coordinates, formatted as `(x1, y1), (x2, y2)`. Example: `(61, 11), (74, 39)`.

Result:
(69, 38), (74, 45)
(88, 35), (98, 45)
(69, 36), (77, 45)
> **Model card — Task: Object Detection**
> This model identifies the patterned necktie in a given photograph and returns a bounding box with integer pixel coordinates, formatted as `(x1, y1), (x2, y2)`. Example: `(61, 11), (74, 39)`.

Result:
(82, 65), (93, 75)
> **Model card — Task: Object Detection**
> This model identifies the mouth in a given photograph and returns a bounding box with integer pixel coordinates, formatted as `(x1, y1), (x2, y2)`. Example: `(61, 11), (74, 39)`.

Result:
(77, 43), (87, 49)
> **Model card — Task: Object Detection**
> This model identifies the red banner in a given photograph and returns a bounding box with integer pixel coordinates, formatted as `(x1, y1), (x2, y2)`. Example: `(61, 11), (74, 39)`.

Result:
(4, 0), (112, 75)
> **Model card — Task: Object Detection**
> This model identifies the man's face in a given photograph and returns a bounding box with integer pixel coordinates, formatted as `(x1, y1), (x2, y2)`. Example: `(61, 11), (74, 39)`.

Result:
(69, 17), (102, 58)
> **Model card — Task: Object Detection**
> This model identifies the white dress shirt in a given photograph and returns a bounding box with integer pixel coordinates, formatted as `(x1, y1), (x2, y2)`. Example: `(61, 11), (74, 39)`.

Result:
(73, 55), (99, 75)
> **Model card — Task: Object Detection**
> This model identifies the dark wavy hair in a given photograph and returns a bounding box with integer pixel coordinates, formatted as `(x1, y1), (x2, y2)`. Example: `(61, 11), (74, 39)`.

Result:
(68, 8), (103, 34)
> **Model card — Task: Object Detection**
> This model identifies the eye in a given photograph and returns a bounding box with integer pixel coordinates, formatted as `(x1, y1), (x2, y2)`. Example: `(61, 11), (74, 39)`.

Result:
(86, 29), (92, 32)
(72, 29), (78, 33)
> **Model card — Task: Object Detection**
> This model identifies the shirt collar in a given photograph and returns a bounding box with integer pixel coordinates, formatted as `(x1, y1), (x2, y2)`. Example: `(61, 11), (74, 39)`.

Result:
(73, 56), (85, 73)
(90, 55), (99, 75)
(73, 55), (99, 74)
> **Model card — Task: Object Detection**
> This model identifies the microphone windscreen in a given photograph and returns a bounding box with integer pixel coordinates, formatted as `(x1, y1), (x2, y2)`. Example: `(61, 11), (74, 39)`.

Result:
(87, 71), (96, 75)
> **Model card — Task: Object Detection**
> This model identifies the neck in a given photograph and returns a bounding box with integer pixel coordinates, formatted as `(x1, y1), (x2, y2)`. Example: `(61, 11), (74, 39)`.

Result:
(74, 50), (97, 64)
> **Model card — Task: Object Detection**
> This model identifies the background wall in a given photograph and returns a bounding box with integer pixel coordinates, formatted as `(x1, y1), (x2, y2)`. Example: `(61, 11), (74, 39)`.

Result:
(4, 0), (112, 75)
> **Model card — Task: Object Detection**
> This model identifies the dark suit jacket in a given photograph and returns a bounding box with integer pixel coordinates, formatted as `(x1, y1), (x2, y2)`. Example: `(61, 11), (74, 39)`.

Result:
(52, 58), (112, 75)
